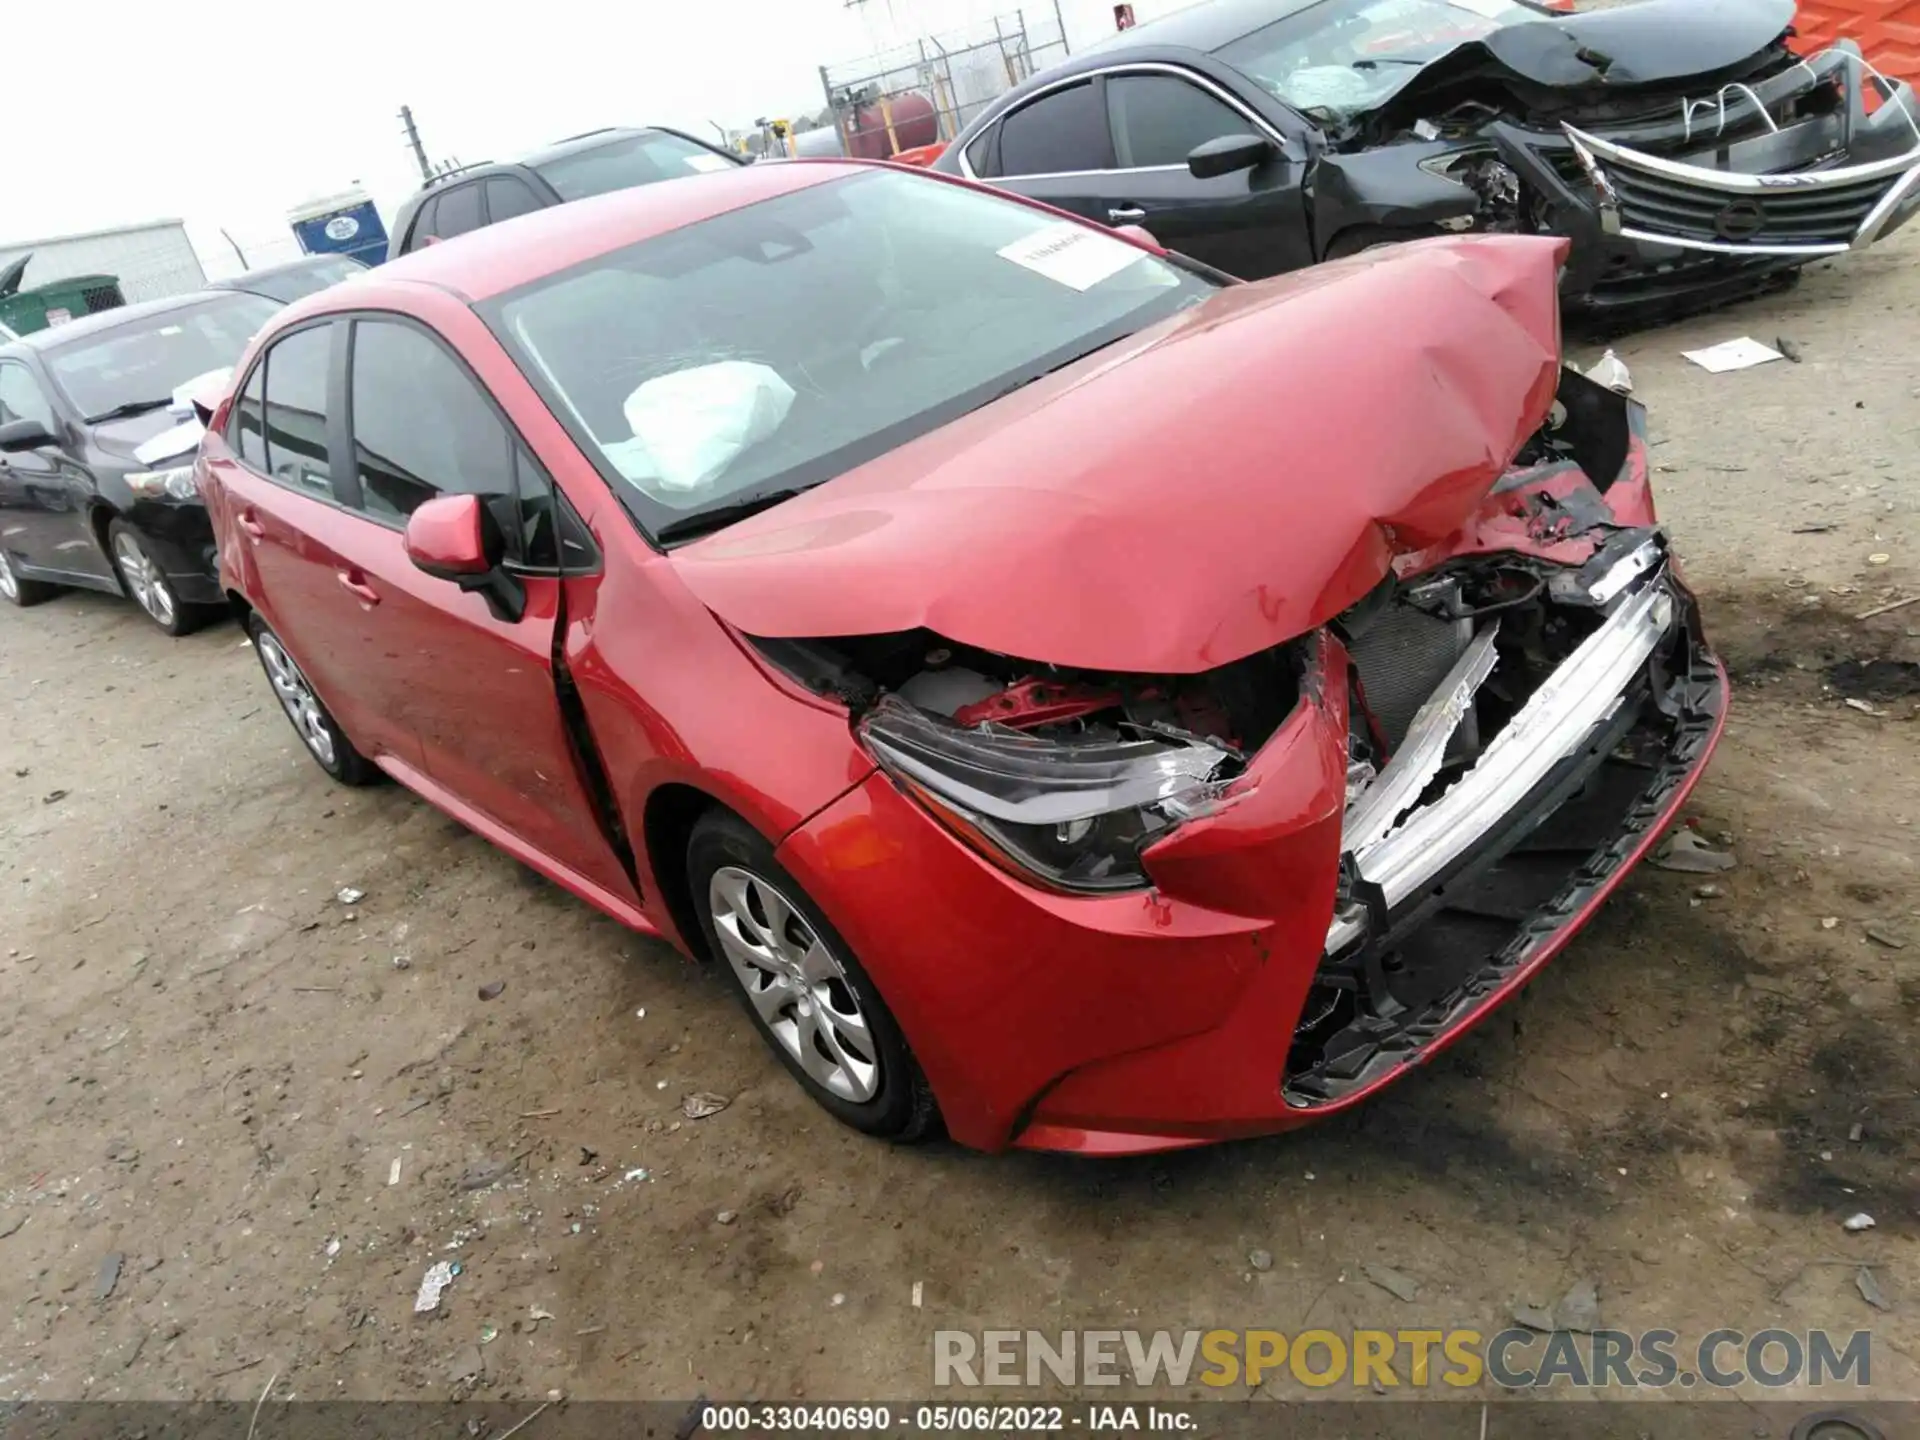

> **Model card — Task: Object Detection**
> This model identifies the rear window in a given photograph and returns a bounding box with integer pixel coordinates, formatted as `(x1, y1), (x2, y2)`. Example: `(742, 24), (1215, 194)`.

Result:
(533, 131), (738, 201)
(46, 292), (280, 422)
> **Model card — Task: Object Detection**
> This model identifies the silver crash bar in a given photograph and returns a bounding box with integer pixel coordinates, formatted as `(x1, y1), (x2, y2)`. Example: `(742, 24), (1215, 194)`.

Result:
(1324, 572), (1677, 956)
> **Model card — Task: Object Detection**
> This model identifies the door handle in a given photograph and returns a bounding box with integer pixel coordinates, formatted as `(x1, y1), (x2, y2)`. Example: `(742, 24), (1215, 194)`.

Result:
(1108, 206), (1148, 224)
(237, 509), (265, 540)
(336, 569), (381, 606)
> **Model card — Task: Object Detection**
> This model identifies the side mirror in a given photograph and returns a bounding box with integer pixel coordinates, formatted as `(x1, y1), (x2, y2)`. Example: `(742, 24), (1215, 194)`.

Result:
(1188, 133), (1274, 180)
(404, 493), (525, 622)
(0, 418), (56, 453)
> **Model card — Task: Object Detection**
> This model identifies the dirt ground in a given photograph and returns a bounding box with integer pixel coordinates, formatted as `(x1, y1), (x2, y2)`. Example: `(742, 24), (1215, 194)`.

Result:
(2, 233), (1917, 1414)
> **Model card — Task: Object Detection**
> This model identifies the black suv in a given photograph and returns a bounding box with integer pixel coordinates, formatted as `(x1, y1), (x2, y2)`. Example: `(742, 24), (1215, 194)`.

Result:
(389, 126), (745, 257)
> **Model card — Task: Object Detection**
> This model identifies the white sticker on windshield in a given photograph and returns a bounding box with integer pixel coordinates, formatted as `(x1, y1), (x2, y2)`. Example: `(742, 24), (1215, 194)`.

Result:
(684, 153), (734, 173)
(997, 222), (1144, 291)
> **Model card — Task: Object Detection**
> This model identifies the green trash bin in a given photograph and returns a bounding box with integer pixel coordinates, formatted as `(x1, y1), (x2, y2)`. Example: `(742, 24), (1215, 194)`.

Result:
(0, 255), (127, 336)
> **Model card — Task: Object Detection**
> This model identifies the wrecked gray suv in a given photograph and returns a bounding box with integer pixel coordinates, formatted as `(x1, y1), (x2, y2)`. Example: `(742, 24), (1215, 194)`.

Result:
(935, 0), (1920, 322)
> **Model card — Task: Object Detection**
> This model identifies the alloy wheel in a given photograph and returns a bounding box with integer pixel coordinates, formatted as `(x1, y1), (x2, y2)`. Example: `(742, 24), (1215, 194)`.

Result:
(255, 632), (338, 769)
(112, 530), (176, 628)
(708, 865), (880, 1102)
(0, 550), (17, 602)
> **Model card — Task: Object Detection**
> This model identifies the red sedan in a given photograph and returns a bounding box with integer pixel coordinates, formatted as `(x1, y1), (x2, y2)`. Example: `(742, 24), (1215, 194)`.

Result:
(199, 160), (1728, 1155)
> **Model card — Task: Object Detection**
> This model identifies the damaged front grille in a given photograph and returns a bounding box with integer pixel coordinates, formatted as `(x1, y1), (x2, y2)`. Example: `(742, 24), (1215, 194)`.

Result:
(1284, 540), (1724, 1106)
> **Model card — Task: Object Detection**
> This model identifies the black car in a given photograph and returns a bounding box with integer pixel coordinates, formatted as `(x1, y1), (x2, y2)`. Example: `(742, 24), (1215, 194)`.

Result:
(0, 289), (279, 634)
(208, 254), (367, 305)
(388, 125), (745, 257)
(932, 0), (1920, 320)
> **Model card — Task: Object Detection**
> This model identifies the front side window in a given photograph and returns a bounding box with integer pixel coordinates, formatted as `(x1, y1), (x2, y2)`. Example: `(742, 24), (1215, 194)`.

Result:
(483, 169), (1215, 541)
(347, 319), (515, 529)
(260, 325), (335, 497)
(534, 131), (740, 201)
(1217, 0), (1534, 119)
(43, 292), (279, 422)
(1108, 74), (1252, 168)
(230, 356), (268, 471)
(486, 178), (544, 223)
(0, 361), (55, 431)
(996, 81), (1113, 176)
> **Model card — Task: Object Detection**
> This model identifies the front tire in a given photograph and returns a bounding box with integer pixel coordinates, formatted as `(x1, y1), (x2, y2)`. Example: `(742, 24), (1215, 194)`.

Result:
(248, 616), (380, 786)
(0, 549), (57, 608)
(107, 518), (213, 636)
(688, 809), (939, 1143)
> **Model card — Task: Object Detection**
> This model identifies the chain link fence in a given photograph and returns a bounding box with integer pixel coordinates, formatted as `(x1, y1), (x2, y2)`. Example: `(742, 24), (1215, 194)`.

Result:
(817, 6), (1072, 162)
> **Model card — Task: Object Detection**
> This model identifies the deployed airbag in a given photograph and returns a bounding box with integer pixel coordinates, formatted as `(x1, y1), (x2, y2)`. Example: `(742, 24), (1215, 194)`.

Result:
(616, 360), (796, 496)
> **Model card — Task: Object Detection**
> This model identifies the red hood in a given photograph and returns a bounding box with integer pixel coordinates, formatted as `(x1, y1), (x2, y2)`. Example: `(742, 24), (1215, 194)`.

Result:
(670, 233), (1567, 675)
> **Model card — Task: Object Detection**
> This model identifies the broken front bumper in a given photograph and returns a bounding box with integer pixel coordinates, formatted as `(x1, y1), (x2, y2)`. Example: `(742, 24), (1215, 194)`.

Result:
(1492, 44), (1920, 314)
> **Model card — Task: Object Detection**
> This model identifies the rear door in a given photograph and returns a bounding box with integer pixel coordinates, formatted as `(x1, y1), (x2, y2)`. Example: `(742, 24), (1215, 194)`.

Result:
(0, 359), (107, 582)
(337, 315), (638, 903)
(209, 320), (425, 767)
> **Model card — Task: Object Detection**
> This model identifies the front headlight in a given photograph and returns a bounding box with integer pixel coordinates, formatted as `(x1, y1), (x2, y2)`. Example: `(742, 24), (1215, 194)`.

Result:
(127, 465), (199, 501)
(858, 696), (1231, 893)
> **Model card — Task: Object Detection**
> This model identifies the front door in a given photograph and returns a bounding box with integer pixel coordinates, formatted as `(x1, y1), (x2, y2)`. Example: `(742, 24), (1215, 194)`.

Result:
(0, 359), (106, 583)
(334, 314), (639, 905)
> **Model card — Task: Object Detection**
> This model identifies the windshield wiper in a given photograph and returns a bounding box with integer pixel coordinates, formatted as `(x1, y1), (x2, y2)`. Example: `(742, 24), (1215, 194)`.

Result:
(83, 398), (174, 424)
(977, 332), (1139, 410)
(655, 486), (810, 545)
(1350, 56), (1428, 69)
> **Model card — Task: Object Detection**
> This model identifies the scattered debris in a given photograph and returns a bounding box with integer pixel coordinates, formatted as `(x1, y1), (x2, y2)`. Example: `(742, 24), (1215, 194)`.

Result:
(518, 1108), (560, 1119)
(831, 1293), (846, 1307)
(623, 1167), (650, 1183)
(579, 1146), (598, 1166)
(1868, 553), (1891, 566)
(912, 1281), (924, 1309)
(447, 1343), (486, 1384)
(715, 1209), (738, 1225)
(1792, 524), (1835, 534)
(1693, 883), (1726, 900)
(1648, 830), (1736, 873)
(682, 1092), (731, 1120)
(498, 1403), (554, 1440)
(325, 1237), (342, 1259)
(414, 1260), (458, 1314)
(1363, 1263), (1420, 1303)
(388, 1158), (402, 1187)
(479, 1324), (499, 1345)
(1864, 923), (1908, 950)
(95, 1251), (125, 1303)
(1775, 336), (1802, 363)
(1850, 1123), (1865, 1142)
(1682, 337), (1783, 373)
(391, 955), (412, 971)
(530, 1306), (555, 1326)
(1584, 349), (1632, 394)
(1248, 1248), (1274, 1272)
(1512, 1303), (1556, 1333)
(1822, 916), (1840, 930)
(1856, 1268), (1892, 1312)
(1856, 594), (1918, 620)
(1556, 1278), (1600, 1333)
(0, 1215), (26, 1241)
(458, 1159), (514, 1192)
(1844, 698), (1880, 715)
(1842, 1213), (1876, 1233)
(336, 887), (366, 905)
(477, 981), (506, 1001)
(43, 790), (68, 805)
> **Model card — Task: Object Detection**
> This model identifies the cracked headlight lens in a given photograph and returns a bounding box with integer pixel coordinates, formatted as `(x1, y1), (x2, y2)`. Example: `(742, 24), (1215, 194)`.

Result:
(859, 695), (1229, 893)
(126, 465), (199, 501)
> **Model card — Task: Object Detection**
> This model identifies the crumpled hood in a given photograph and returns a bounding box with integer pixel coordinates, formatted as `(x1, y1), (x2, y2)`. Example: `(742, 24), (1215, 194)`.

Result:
(670, 233), (1567, 676)
(1463, 0), (1793, 90)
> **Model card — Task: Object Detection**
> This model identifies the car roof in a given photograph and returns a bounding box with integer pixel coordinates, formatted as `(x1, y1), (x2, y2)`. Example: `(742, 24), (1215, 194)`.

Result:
(4, 289), (266, 355)
(211, 254), (366, 287)
(370, 159), (861, 304)
(1083, 0), (1327, 54)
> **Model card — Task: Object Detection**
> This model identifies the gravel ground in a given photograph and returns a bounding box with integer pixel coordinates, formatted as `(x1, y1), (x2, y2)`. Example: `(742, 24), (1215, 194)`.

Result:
(1, 231), (1916, 1410)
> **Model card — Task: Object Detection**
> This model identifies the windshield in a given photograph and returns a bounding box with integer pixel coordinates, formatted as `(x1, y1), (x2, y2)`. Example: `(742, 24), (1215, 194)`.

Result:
(47, 292), (280, 421)
(1217, 0), (1536, 119)
(243, 258), (365, 304)
(534, 131), (739, 201)
(482, 169), (1216, 541)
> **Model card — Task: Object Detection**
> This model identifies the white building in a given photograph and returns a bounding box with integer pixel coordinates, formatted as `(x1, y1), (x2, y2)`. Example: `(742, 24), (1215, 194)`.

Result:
(0, 220), (207, 305)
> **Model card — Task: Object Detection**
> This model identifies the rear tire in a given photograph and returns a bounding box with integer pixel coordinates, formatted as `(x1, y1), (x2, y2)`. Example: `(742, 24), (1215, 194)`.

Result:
(0, 549), (57, 607)
(247, 616), (380, 786)
(687, 809), (940, 1143)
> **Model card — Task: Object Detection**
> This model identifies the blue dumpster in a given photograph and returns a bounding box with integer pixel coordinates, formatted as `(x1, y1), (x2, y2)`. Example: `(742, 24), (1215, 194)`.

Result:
(288, 188), (390, 266)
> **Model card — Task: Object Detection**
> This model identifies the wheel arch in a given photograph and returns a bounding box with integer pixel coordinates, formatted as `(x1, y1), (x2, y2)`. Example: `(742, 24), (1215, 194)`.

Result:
(642, 782), (731, 963)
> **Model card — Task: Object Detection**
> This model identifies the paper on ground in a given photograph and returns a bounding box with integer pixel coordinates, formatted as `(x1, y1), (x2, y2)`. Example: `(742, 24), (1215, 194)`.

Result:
(998, 222), (1143, 291)
(1682, 337), (1783, 373)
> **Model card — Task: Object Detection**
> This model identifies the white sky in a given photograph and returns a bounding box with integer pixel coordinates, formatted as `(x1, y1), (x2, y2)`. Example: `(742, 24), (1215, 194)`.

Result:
(8, 0), (1184, 278)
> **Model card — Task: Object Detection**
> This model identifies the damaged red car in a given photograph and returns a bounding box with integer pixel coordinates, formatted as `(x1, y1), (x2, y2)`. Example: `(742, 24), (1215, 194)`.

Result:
(199, 160), (1727, 1154)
